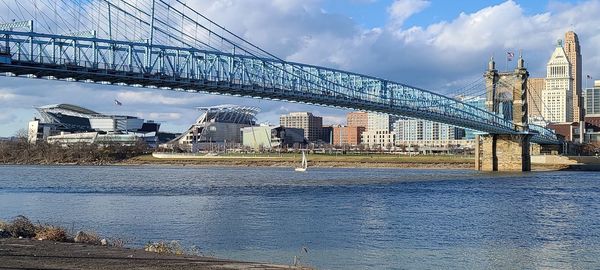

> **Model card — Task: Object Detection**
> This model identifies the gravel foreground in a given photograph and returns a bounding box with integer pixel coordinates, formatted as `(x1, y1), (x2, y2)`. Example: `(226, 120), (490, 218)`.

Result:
(0, 238), (312, 270)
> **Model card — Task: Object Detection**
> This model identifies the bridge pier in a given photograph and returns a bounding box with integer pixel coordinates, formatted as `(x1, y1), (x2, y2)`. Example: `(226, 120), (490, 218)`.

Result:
(475, 134), (532, 172)
(476, 55), (534, 172)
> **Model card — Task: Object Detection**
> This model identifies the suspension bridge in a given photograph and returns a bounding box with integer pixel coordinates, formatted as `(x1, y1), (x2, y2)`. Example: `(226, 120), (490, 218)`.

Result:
(0, 0), (561, 170)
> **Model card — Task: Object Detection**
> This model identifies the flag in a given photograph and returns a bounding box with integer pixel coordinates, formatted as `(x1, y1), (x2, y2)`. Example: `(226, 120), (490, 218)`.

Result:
(114, 99), (122, 106)
(507, 51), (515, 61)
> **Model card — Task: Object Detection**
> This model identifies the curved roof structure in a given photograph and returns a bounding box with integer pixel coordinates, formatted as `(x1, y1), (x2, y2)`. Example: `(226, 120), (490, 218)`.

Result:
(195, 105), (260, 125)
(37, 104), (99, 115)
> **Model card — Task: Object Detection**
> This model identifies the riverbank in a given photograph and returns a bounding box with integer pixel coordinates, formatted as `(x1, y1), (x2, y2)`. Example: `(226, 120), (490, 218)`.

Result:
(0, 216), (311, 270)
(0, 238), (308, 270)
(122, 153), (476, 169)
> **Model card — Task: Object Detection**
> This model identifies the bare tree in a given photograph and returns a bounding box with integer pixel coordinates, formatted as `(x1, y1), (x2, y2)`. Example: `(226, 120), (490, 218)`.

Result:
(14, 128), (28, 141)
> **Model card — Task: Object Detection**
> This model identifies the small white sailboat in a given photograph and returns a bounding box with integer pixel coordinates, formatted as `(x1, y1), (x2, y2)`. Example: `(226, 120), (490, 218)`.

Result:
(295, 151), (308, 172)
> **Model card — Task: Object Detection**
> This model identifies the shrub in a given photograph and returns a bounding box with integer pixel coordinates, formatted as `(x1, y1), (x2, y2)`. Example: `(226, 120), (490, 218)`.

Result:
(144, 241), (185, 255)
(35, 225), (68, 242)
(8, 216), (36, 238)
(74, 231), (101, 245)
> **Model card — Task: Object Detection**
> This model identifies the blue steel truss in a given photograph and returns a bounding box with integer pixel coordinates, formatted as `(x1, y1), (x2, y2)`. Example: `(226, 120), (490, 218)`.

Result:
(0, 23), (560, 144)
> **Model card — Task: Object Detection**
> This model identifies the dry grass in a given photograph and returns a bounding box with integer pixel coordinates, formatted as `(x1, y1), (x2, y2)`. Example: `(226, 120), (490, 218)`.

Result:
(0, 140), (149, 165)
(144, 241), (186, 255)
(0, 216), (107, 246)
(2, 216), (205, 258)
(35, 226), (68, 242)
(74, 231), (102, 245)
(7, 216), (36, 238)
(0, 220), (7, 230)
(108, 238), (127, 248)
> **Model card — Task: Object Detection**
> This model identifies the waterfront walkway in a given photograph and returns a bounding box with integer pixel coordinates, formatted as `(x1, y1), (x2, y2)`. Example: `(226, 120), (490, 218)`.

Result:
(0, 239), (310, 270)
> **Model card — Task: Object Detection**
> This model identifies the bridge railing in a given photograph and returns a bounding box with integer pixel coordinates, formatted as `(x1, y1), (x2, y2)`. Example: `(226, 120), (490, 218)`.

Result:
(0, 29), (561, 144)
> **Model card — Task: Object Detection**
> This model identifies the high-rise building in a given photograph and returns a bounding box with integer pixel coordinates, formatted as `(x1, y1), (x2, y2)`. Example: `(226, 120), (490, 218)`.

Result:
(346, 111), (369, 129)
(393, 118), (464, 143)
(585, 80), (600, 116)
(564, 31), (583, 121)
(332, 125), (365, 146)
(527, 78), (546, 118)
(542, 40), (573, 123)
(367, 112), (396, 132)
(361, 112), (398, 147)
(362, 130), (395, 148)
(279, 112), (323, 142)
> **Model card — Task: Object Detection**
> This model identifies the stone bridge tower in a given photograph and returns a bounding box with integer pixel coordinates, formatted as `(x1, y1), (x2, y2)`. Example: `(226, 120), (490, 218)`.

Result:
(475, 56), (532, 172)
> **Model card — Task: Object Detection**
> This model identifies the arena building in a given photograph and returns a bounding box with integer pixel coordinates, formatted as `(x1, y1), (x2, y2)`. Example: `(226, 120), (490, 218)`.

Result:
(166, 105), (259, 152)
(28, 104), (160, 146)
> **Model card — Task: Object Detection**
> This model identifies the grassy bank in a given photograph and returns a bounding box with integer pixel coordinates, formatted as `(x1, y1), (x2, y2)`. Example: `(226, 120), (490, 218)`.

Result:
(125, 153), (476, 169)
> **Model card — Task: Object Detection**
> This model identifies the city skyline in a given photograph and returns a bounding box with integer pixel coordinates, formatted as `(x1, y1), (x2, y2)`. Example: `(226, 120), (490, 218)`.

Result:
(2, 0), (600, 136)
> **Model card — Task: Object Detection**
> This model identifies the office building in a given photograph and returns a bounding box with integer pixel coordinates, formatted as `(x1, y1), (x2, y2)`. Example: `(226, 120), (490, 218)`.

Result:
(564, 31), (583, 121)
(332, 125), (365, 146)
(393, 118), (464, 144)
(584, 81), (600, 143)
(279, 112), (323, 142)
(347, 111), (369, 129)
(362, 129), (395, 148)
(362, 112), (397, 147)
(528, 77), (545, 119)
(367, 112), (395, 132)
(542, 40), (573, 123)
(584, 80), (600, 116)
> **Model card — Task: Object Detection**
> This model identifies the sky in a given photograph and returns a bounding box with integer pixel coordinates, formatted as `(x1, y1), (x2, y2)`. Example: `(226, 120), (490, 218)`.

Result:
(1, 0), (599, 136)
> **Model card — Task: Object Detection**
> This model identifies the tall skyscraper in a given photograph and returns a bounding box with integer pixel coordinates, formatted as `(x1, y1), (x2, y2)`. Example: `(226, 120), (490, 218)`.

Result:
(543, 40), (573, 123)
(279, 112), (323, 142)
(564, 31), (583, 121)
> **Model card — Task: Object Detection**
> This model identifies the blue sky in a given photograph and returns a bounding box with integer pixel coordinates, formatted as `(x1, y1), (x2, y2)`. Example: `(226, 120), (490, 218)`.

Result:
(0, 0), (598, 136)
(323, 0), (578, 28)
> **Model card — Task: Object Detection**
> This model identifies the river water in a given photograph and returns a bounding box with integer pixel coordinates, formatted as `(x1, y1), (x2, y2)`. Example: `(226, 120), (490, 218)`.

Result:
(0, 165), (599, 269)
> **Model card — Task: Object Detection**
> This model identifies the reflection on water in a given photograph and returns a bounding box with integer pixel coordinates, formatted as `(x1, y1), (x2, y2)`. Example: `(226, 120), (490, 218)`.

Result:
(0, 165), (599, 269)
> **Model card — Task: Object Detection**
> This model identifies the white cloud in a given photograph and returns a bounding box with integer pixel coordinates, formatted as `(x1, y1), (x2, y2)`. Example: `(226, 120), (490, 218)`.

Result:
(388, 0), (431, 27)
(116, 91), (199, 106)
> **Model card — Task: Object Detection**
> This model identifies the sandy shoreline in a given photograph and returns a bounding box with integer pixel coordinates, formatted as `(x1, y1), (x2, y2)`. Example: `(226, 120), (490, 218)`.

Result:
(0, 238), (310, 270)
